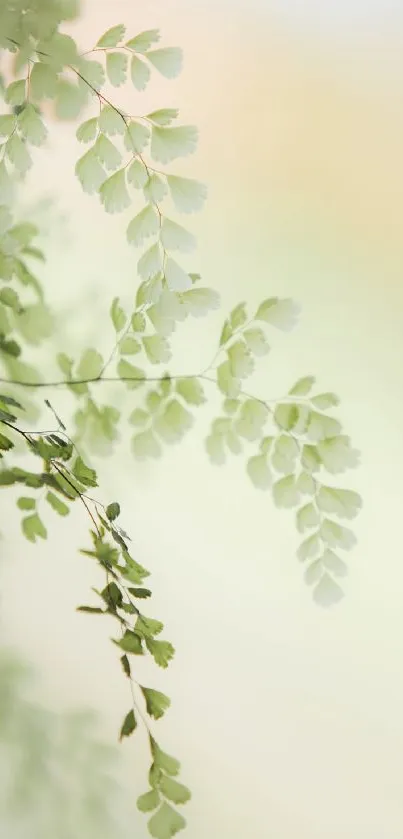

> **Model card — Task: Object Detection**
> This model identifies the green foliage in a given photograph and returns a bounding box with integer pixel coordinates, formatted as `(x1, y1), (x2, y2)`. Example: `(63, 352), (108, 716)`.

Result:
(0, 6), (364, 838)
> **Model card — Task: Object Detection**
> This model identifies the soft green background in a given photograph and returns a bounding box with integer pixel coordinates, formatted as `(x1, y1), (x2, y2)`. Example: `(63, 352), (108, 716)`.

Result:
(2, 1), (403, 836)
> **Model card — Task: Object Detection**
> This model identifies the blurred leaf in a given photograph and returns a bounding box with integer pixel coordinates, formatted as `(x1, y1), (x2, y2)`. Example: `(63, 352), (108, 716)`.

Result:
(96, 24), (126, 48)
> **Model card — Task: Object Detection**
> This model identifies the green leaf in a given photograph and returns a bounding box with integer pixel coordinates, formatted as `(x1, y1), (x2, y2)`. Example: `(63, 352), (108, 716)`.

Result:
(129, 408), (149, 427)
(181, 287), (220, 317)
(122, 554), (150, 584)
(137, 789), (161, 813)
(121, 654), (131, 677)
(176, 378), (205, 405)
(119, 708), (137, 741)
(137, 616), (164, 636)
(141, 687), (170, 720)
(144, 173), (167, 203)
(271, 434), (299, 473)
(127, 205), (159, 247)
(99, 168), (130, 213)
(320, 519), (356, 550)
(106, 502), (120, 521)
(223, 398), (240, 415)
(297, 470), (316, 495)
(117, 359), (145, 389)
(228, 340), (253, 379)
(75, 148), (106, 193)
(129, 587), (152, 599)
(96, 24), (126, 48)
(77, 605), (104, 614)
(235, 399), (268, 441)
(212, 418), (232, 436)
(272, 475), (300, 508)
(0, 286), (22, 312)
(316, 487), (361, 520)
(166, 175), (207, 213)
(164, 258), (191, 292)
(321, 549), (347, 577)
(317, 435), (359, 473)
(127, 159), (148, 188)
(124, 120), (150, 153)
(255, 297), (300, 331)
(146, 638), (175, 668)
(311, 392), (340, 410)
(147, 109), (179, 126)
(220, 319), (233, 346)
(131, 312), (146, 332)
(154, 399), (193, 443)
(297, 533), (322, 561)
(130, 54), (151, 91)
(246, 454), (271, 490)
(54, 79), (87, 119)
(301, 444), (321, 472)
(160, 775), (190, 805)
(118, 630), (144, 655)
(0, 114), (16, 136)
(76, 58), (105, 89)
(77, 348), (103, 379)
(132, 429), (161, 459)
(17, 496), (36, 511)
(151, 741), (180, 776)
(21, 513), (47, 543)
(17, 104), (47, 146)
(5, 79), (26, 106)
(106, 51), (128, 86)
(110, 297), (126, 332)
(142, 334), (171, 364)
(148, 802), (186, 839)
(243, 327), (270, 356)
(72, 455), (97, 487)
(217, 361), (240, 398)
(146, 48), (183, 79)
(120, 335), (141, 355)
(230, 302), (247, 329)
(160, 218), (195, 253)
(94, 133), (122, 170)
(45, 491), (70, 516)
(274, 403), (299, 432)
(138, 243), (163, 280)
(0, 336), (21, 357)
(76, 116), (98, 143)
(306, 412), (342, 442)
(151, 125), (198, 164)
(303, 558), (323, 586)
(288, 376), (316, 396)
(313, 573), (344, 607)
(126, 30), (160, 52)
(296, 502), (320, 532)
(98, 105), (125, 136)
(6, 134), (32, 173)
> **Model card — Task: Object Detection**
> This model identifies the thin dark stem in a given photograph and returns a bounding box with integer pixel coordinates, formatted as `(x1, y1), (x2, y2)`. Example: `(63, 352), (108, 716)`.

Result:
(0, 373), (200, 388)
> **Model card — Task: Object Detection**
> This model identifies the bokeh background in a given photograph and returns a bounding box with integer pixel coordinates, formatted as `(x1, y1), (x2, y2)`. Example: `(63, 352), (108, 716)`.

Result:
(2, 0), (403, 836)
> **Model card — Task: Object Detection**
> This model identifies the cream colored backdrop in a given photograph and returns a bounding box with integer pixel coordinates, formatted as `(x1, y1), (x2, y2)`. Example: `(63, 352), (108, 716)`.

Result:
(2, 1), (403, 837)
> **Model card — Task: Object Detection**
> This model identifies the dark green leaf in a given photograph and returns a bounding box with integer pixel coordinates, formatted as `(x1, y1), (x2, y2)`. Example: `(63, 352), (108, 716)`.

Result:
(119, 709), (137, 741)
(106, 501), (120, 521)
(118, 630), (144, 655)
(121, 654), (131, 677)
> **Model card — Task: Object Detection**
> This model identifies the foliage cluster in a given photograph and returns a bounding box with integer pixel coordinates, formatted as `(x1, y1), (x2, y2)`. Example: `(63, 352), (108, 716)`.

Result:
(0, 3), (362, 835)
